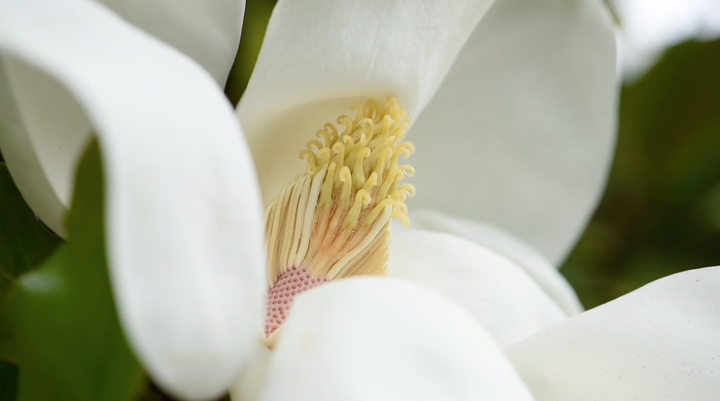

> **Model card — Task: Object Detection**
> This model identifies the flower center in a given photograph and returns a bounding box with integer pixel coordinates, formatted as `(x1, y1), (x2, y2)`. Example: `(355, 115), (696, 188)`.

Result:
(262, 98), (415, 340)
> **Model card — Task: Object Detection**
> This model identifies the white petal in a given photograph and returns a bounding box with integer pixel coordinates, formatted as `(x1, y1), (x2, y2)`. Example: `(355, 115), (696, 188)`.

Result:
(506, 267), (720, 401)
(390, 227), (565, 346)
(257, 278), (536, 401)
(0, 58), (88, 237)
(406, 0), (619, 264)
(612, 0), (720, 80)
(238, 0), (496, 203)
(96, 0), (245, 85)
(229, 342), (271, 401)
(407, 209), (583, 316)
(0, 1), (264, 399)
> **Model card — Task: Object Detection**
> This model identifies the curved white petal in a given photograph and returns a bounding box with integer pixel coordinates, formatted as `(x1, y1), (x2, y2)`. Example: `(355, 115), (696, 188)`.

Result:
(0, 1), (264, 398)
(97, 0), (245, 85)
(257, 278), (536, 401)
(507, 267), (720, 401)
(390, 227), (565, 346)
(239, 0), (496, 203)
(407, 0), (619, 264)
(407, 209), (583, 316)
(0, 58), (87, 237)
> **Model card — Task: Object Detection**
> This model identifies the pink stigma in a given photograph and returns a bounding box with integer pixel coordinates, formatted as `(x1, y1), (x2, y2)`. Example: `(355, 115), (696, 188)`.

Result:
(264, 266), (328, 337)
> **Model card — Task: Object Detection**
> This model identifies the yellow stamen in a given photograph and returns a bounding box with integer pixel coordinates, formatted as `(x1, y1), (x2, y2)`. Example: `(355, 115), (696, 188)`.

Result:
(262, 97), (415, 337)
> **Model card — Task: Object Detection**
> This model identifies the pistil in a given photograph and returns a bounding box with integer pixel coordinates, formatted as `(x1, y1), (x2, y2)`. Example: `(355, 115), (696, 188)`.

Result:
(262, 98), (415, 339)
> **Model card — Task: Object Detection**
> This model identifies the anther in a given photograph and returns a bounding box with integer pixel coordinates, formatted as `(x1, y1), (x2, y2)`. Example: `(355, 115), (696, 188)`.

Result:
(262, 97), (415, 337)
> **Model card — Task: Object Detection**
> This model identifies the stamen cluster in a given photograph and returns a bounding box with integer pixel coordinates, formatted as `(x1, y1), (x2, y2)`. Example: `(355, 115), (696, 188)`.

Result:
(262, 97), (415, 338)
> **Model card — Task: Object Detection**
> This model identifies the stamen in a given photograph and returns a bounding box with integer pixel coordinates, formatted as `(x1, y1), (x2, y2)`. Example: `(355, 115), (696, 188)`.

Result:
(262, 97), (415, 337)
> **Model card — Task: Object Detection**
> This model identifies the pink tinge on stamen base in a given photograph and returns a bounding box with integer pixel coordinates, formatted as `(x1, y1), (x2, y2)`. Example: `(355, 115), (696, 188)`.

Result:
(264, 265), (328, 337)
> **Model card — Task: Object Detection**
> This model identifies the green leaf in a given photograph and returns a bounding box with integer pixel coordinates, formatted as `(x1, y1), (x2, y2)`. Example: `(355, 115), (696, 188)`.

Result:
(224, 0), (277, 106)
(10, 140), (143, 401)
(0, 162), (62, 295)
(0, 161), (62, 363)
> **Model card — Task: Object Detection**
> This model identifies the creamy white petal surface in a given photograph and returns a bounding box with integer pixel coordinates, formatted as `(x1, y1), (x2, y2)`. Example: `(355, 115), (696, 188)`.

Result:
(407, 0), (619, 264)
(390, 227), (565, 346)
(0, 0), (264, 398)
(407, 209), (583, 316)
(0, 58), (89, 237)
(229, 344), (272, 401)
(257, 278), (536, 401)
(96, 0), (245, 85)
(507, 267), (720, 401)
(239, 0), (496, 203)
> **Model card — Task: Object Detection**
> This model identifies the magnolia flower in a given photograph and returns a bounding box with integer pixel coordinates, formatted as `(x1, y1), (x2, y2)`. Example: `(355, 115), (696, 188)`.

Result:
(1, 1), (718, 401)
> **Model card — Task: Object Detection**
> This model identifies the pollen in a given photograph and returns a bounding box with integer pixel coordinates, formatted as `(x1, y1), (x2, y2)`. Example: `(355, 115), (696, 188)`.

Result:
(262, 97), (415, 339)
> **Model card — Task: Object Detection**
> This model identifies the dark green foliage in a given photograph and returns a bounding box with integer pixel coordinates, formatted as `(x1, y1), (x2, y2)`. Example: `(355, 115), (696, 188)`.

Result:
(0, 160), (63, 392)
(8, 141), (143, 401)
(563, 39), (720, 308)
(0, 361), (17, 401)
(0, 162), (61, 315)
(224, 0), (277, 106)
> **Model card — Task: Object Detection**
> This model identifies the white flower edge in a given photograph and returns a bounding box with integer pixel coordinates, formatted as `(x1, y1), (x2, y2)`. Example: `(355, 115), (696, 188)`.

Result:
(612, 0), (720, 80)
(250, 244), (720, 401)
(96, 0), (245, 86)
(0, 0), (265, 398)
(252, 277), (537, 401)
(507, 266), (720, 401)
(405, 208), (584, 316)
(390, 225), (567, 346)
(407, 0), (619, 264)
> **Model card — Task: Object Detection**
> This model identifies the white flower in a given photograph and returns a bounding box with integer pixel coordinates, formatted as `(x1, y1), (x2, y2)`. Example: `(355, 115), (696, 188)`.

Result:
(0, 1), (717, 401)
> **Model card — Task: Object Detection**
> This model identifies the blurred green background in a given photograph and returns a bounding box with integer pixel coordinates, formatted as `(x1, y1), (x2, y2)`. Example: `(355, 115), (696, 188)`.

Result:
(229, 0), (720, 310)
(562, 39), (720, 308)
